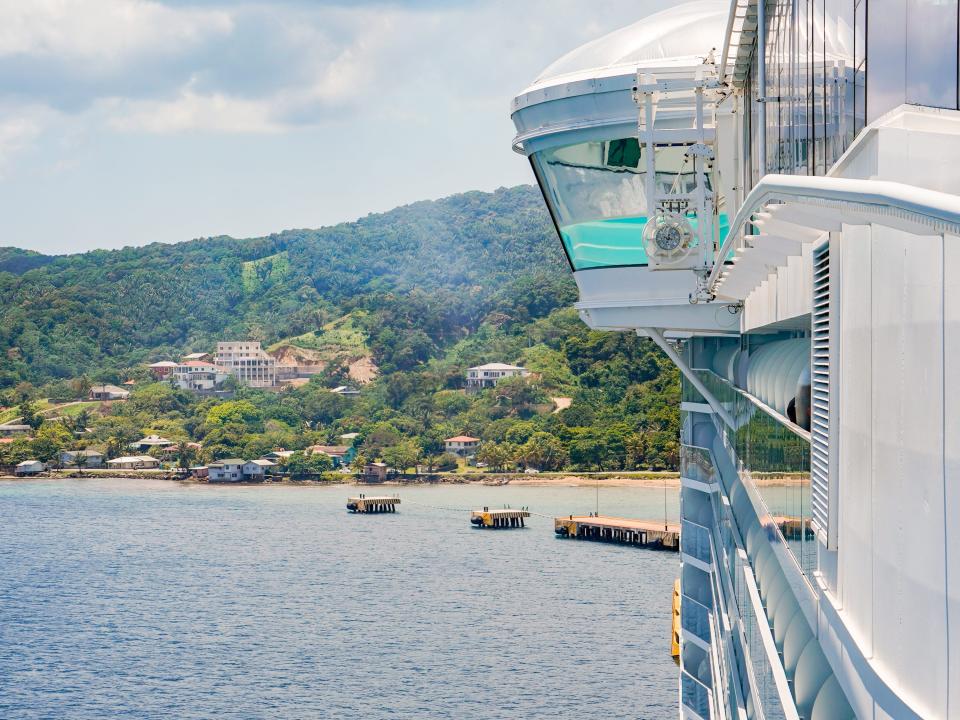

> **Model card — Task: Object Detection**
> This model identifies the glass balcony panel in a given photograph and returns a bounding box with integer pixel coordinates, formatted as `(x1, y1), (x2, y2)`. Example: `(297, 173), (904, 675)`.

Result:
(681, 670), (712, 719)
(681, 594), (712, 645)
(681, 519), (713, 566)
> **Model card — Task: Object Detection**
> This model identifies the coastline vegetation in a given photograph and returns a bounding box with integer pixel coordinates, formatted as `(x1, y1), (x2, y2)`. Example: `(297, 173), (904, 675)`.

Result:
(0, 186), (680, 473)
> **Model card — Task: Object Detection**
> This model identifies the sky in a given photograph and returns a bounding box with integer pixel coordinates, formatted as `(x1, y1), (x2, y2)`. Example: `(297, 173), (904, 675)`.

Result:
(0, 0), (673, 254)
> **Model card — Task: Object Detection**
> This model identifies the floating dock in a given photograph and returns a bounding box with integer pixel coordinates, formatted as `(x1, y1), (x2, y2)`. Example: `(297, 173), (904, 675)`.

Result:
(346, 495), (400, 513)
(470, 507), (530, 528)
(554, 515), (679, 550)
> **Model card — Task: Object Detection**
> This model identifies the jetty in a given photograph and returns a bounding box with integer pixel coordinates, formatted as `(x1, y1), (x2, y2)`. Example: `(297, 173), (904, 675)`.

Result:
(346, 495), (400, 513)
(554, 514), (679, 550)
(470, 507), (530, 528)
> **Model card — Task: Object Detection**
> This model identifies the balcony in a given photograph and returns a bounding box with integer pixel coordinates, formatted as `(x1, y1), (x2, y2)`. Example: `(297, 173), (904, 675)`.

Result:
(681, 670), (713, 719)
(681, 518), (713, 569)
(681, 594), (712, 648)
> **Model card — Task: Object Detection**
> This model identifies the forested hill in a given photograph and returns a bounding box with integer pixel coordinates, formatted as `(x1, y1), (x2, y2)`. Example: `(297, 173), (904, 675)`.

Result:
(0, 185), (572, 385)
(0, 185), (682, 472)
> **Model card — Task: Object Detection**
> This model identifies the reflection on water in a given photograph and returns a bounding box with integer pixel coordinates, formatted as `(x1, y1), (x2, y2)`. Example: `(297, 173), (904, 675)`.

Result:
(0, 479), (681, 720)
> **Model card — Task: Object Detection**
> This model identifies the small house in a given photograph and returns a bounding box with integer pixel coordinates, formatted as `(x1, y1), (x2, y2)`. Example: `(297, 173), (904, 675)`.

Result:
(465, 363), (529, 391)
(262, 450), (295, 463)
(89, 384), (131, 401)
(148, 361), (178, 378)
(444, 435), (480, 457)
(306, 444), (356, 467)
(129, 435), (174, 451)
(15, 460), (45, 475)
(59, 450), (104, 468)
(107, 455), (160, 470)
(208, 459), (245, 482)
(242, 459), (275, 480)
(0, 423), (32, 437)
(362, 462), (389, 482)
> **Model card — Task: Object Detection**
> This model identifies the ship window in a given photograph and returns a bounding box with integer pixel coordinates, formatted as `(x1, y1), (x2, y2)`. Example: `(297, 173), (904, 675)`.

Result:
(606, 137), (641, 168)
(532, 138), (726, 271)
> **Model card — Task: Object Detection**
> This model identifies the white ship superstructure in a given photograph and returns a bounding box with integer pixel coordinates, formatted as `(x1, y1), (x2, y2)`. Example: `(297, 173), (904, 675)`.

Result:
(512, 1), (960, 717)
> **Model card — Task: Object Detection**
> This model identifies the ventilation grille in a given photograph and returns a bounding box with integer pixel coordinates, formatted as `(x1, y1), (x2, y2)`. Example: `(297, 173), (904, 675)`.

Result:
(810, 242), (832, 546)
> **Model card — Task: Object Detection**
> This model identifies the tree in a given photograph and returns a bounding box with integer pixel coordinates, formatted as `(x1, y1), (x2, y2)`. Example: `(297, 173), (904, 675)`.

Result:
(205, 400), (261, 429)
(72, 452), (88, 475)
(285, 451), (332, 478)
(519, 432), (567, 471)
(382, 439), (421, 474)
(30, 422), (74, 463)
(476, 442), (518, 472)
(175, 440), (195, 470)
(19, 400), (43, 431)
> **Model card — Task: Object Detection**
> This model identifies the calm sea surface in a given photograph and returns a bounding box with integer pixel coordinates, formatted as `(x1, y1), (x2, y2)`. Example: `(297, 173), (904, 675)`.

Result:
(0, 478), (680, 719)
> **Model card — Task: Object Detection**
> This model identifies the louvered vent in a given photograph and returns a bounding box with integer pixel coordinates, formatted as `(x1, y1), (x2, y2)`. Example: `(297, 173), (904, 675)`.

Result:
(810, 241), (835, 548)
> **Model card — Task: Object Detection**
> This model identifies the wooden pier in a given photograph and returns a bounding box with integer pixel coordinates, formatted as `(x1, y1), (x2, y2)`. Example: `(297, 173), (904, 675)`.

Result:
(554, 515), (679, 550)
(470, 507), (530, 528)
(346, 495), (400, 513)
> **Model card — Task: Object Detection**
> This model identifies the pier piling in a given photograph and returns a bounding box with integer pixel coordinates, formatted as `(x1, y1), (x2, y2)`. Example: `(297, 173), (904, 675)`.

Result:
(554, 515), (679, 550)
(346, 495), (400, 513)
(470, 507), (531, 529)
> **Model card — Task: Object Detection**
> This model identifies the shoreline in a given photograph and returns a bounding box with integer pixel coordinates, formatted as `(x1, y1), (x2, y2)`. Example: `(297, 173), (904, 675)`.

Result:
(0, 469), (809, 489)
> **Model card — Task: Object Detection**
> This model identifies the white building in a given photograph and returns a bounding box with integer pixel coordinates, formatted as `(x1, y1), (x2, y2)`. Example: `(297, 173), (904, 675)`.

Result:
(106, 456), (159, 470)
(59, 450), (104, 468)
(509, 2), (960, 716)
(0, 423), (32, 437)
(214, 341), (277, 388)
(208, 459), (245, 482)
(130, 435), (174, 452)
(169, 361), (230, 393)
(15, 460), (45, 475)
(444, 435), (480, 457)
(242, 459), (275, 479)
(89, 384), (130, 401)
(466, 363), (529, 390)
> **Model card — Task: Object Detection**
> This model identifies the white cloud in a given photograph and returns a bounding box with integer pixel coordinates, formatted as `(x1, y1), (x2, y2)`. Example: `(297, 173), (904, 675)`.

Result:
(105, 86), (282, 134)
(0, 0), (232, 64)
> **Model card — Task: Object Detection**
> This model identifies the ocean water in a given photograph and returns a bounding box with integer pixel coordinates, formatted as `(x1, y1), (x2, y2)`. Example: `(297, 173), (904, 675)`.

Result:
(0, 478), (680, 719)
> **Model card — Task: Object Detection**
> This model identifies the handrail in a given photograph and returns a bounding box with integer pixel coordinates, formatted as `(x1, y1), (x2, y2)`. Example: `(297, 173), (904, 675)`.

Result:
(707, 174), (960, 292)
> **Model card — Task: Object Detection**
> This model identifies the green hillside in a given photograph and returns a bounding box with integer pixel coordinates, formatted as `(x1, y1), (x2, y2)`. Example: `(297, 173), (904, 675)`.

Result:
(0, 185), (680, 472)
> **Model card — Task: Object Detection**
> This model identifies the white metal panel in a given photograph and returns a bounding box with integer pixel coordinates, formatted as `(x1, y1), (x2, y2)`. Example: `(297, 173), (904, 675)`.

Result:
(869, 226), (947, 717)
(943, 234), (960, 713)
(836, 223), (874, 655)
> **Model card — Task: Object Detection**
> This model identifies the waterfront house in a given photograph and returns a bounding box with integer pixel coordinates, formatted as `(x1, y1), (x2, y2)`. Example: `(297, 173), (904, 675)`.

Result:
(242, 459), (276, 479)
(444, 435), (480, 457)
(59, 450), (104, 468)
(107, 455), (160, 470)
(465, 363), (529, 390)
(362, 462), (388, 482)
(89, 384), (131, 401)
(15, 460), (45, 475)
(208, 459), (245, 482)
(306, 444), (356, 467)
(0, 423), (32, 437)
(190, 466), (208, 479)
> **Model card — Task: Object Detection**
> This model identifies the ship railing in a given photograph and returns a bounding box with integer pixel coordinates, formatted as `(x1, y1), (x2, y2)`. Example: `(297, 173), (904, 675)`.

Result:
(681, 518), (713, 568)
(680, 444), (720, 488)
(681, 593), (712, 648)
(681, 669), (715, 720)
